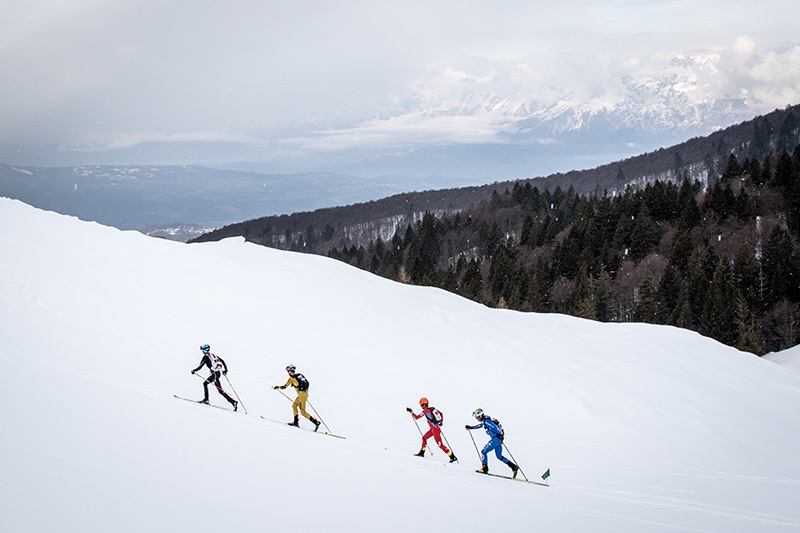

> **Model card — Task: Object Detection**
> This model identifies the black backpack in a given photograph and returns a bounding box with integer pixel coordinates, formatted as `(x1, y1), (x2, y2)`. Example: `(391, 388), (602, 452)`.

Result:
(294, 373), (310, 391)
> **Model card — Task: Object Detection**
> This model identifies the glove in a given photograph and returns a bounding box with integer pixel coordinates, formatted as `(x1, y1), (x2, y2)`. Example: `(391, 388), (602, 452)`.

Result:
(272, 385), (278, 390)
(191, 369), (196, 375)
(465, 424), (471, 430)
(223, 370), (227, 376)
(406, 407), (413, 413)
(499, 435), (504, 442)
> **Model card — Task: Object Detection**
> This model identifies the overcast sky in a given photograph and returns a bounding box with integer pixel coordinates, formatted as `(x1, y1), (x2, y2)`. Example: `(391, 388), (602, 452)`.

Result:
(2, 0), (799, 168)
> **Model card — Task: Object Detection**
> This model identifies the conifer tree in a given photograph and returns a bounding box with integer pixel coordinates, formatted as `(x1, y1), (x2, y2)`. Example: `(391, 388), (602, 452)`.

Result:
(721, 153), (743, 182)
(459, 259), (484, 303)
(438, 266), (459, 293)
(573, 296), (598, 320)
(673, 283), (695, 330)
(704, 179), (737, 220)
(733, 241), (761, 314)
(634, 275), (660, 324)
(406, 212), (440, 284)
(520, 212), (535, 245)
(700, 260), (736, 345)
(527, 256), (554, 312)
(593, 268), (614, 322)
(761, 154), (773, 187)
(789, 146), (800, 235)
(762, 225), (795, 305)
(684, 246), (718, 324)
(570, 263), (594, 318)
(657, 265), (681, 323)
(677, 179), (702, 228)
(773, 150), (794, 189)
(629, 203), (658, 262)
(733, 291), (763, 355)
(509, 265), (530, 310)
(489, 242), (514, 301)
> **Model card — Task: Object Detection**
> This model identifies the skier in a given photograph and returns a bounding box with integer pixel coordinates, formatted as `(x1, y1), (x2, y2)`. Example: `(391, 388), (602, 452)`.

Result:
(407, 397), (457, 463)
(465, 408), (518, 477)
(272, 364), (321, 431)
(191, 344), (238, 411)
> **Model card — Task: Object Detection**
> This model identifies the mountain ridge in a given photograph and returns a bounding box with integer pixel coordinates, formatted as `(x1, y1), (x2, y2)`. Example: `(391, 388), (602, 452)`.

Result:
(194, 104), (800, 254)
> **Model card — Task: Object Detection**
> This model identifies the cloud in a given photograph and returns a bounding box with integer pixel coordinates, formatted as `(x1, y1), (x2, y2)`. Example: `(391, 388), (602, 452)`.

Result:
(1, 1), (799, 166)
(60, 131), (255, 153)
(748, 45), (800, 107)
(288, 109), (522, 152)
(279, 35), (800, 153)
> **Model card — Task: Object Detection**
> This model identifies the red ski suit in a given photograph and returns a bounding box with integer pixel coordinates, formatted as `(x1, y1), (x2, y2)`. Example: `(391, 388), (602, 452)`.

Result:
(412, 407), (450, 454)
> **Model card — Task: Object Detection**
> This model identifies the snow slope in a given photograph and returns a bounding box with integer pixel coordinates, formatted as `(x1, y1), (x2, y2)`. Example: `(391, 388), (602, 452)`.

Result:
(2, 196), (799, 532)
(765, 346), (800, 374)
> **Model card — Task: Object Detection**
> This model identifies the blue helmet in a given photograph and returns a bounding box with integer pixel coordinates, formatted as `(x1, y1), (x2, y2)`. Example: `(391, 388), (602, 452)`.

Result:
(200, 344), (210, 352)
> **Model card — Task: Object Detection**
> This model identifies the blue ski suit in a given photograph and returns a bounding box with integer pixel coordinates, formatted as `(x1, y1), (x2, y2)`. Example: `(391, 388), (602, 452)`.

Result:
(467, 417), (511, 466)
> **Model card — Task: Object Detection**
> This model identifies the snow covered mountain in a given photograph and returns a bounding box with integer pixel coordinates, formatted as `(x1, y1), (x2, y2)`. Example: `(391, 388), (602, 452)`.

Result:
(407, 74), (754, 143)
(2, 197), (800, 532)
(298, 61), (778, 182)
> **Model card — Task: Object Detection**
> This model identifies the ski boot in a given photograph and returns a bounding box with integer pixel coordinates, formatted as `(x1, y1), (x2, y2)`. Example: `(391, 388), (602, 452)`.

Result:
(476, 464), (488, 474)
(287, 415), (299, 427)
(414, 449), (426, 457)
(232, 400), (238, 412)
(198, 398), (209, 405)
(310, 417), (321, 432)
(508, 461), (519, 479)
(448, 452), (458, 463)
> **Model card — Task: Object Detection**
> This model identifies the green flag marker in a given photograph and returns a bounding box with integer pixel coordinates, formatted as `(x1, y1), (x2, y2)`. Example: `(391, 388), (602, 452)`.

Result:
(542, 468), (551, 481)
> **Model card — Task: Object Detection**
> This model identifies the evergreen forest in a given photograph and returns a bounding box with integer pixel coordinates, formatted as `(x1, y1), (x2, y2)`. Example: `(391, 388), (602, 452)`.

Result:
(327, 147), (800, 355)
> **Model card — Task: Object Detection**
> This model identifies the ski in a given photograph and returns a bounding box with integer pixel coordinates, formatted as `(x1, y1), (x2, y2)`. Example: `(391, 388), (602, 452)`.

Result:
(174, 395), (237, 412)
(260, 416), (346, 439)
(413, 454), (459, 464)
(479, 472), (549, 486)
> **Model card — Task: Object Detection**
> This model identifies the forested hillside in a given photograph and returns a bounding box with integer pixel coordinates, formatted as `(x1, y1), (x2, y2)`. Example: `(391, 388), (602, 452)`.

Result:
(329, 147), (800, 354)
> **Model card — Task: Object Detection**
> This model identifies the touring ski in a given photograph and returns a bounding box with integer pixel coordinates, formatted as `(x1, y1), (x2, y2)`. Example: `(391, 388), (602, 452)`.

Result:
(174, 395), (236, 412)
(260, 416), (346, 439)
(479, 472), (549, 486)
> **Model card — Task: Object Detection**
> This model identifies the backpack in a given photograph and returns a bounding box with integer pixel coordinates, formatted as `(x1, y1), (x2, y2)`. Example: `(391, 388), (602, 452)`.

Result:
(208, 352), (224, 372)
(294, 373), (310, 391)
(428, 406), (444, 427)
(486, 416), (504, 437)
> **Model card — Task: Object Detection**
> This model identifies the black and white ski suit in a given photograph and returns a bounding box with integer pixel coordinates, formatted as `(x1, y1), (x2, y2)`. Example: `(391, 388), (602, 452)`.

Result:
(192, 352), (236, 406)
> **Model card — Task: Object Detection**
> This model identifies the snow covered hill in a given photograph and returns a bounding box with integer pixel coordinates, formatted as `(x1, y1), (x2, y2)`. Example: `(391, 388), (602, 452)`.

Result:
(765, 345), (800, 374)
(2, 196), (799, 532)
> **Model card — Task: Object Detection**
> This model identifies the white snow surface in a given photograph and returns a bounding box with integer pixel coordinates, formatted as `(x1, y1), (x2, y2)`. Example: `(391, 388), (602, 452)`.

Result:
(2, 196), (800, 532)
(764, 345), (800, 374)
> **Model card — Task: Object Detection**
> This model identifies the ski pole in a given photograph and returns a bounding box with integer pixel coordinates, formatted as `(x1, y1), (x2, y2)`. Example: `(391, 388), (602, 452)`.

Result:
(409, 411), (434, 456)
(275, 388), (295, 403)
(224, 374), (248, 414)
(501, 441), (529, 482)
(440, 429), (455, 457)
(192, 372), (243, 413)
(467, 427), (481, 461)
(306, 400), (332, 434)
(274, 389), (330, 432)
(409, 412), (424, 437)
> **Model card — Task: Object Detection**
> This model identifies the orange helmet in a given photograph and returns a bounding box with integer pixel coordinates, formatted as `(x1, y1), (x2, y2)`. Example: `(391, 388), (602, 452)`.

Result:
(419, 397), (429, 406)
